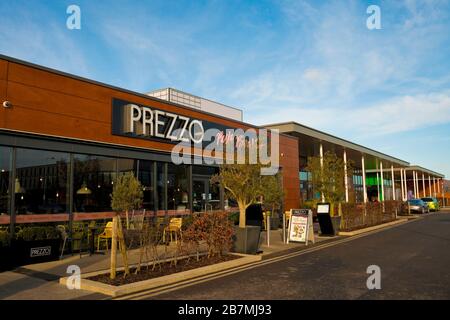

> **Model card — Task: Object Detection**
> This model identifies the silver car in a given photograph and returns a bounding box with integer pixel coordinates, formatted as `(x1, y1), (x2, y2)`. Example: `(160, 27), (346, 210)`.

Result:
(406, 199), (429, 214)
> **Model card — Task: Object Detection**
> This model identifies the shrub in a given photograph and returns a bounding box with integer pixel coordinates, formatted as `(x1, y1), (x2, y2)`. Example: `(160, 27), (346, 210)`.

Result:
(15, 226), (61, 241)
(0, 229), (9, 247)
(228, 211), (239, 226)
(184, 211), (234, 258)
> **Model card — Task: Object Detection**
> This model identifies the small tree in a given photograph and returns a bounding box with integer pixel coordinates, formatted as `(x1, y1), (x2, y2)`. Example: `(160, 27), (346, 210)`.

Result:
(111, 172), (144, 228)
(306, 151), (353, 216)
(110, 172), (143, 279)
(262, 172), (284, 217)
(212, 151), (281, 228)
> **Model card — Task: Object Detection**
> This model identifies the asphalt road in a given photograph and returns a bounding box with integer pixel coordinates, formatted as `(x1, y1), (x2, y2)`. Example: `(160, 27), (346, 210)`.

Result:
(145, 212), (450, 300)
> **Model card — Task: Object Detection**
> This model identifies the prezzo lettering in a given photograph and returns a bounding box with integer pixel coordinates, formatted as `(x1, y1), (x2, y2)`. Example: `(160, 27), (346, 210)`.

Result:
(124, 104), (205, 144)
(30, 246), (51, 257)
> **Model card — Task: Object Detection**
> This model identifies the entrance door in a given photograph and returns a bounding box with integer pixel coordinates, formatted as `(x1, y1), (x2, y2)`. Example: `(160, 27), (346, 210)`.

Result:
(192, 176), (221, 212)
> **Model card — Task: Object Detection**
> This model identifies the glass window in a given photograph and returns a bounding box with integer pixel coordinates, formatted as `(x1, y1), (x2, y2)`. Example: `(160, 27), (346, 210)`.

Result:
(73, 154), (117, 213)
(156, 162), (166, 211)
(192, 165), (220, 211)
(0, 146), (11, 215)
(138, 160), (154, 211)
(167, 164), (189, 211)
(299, 171), (308, 181)
(15, 148), (69, 214)
(118, 158), (137, 176)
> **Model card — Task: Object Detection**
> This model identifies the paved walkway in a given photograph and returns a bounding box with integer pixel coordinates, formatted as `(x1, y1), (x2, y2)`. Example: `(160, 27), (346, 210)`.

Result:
(259, 225), (337, 258)
(0, 226), (336, 300)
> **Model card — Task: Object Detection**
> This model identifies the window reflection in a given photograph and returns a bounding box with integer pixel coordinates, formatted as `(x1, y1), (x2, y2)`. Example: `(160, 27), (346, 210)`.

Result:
(15, 148), (69, 214)
(0, 146), (11, 215)
(139, 160), (154, 211)
(118, 158), (137, 176)
(192, 165), (220, 212)
(167, 164), (189, 211)
(299, 169), (313, 202)
(157, 162), (165, 211)
(73, 154), (116, 213)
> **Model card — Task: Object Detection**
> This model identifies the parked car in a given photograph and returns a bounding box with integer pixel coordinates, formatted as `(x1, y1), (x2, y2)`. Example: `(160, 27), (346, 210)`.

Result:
(405, 199), (429, 214)
(421, 197), (440, 212)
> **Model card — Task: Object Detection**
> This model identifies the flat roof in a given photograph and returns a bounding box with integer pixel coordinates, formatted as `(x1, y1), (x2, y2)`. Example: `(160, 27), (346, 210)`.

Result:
(406, 165), (445, 178)
(264, 121), (410, 166)
(147, 87), (244, 113)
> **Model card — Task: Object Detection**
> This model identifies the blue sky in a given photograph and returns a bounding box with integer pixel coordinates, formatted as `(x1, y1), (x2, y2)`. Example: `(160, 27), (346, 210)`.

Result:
(0, 0), (449, 177)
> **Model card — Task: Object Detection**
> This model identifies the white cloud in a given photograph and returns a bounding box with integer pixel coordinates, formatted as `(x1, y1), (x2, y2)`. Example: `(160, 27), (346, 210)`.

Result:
(252, 90), (450, 139)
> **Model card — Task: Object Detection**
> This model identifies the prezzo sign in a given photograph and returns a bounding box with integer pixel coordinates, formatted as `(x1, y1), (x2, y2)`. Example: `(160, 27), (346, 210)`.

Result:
(112, 98), (205, 144)
(30, 246), (51, 258)
(112, 98), (281, 175)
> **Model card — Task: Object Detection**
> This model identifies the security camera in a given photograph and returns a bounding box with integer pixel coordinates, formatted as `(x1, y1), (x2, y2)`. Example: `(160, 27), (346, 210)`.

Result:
(3, 101), (11, 108)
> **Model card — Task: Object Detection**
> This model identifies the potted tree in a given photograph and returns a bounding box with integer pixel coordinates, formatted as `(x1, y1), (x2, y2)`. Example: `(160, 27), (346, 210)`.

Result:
(211, 152), (278, 254)
(262, 172), (284, 230)
(110, 172), (143, 279)
(306, 151), (354, 234)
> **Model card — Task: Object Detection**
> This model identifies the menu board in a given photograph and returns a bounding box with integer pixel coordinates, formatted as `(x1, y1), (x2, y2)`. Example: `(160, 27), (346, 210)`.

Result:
(288, 209), (315, 245)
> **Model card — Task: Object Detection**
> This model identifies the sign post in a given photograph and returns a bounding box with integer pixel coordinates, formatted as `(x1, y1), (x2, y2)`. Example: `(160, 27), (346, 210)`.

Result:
(287, 209), (315, 245)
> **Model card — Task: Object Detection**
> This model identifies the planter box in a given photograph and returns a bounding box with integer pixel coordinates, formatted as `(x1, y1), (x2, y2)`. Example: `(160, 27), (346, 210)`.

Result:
(0, 246), (13, 271)
(59, 253), (261, 297)
(232, 226), (261, 254)
(11, 239), (62, 266)
(331, 216), (341, 235)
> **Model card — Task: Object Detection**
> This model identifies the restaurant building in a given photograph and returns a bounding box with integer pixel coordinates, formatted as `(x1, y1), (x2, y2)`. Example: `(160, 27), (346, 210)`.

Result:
(0, 55), (299, 238)
(0, 54), (448, 241)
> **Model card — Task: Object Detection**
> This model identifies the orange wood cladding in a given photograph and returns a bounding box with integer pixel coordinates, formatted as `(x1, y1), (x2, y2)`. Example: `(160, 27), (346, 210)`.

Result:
(0, 215), (10, 225)
(0, 57), (300, 212)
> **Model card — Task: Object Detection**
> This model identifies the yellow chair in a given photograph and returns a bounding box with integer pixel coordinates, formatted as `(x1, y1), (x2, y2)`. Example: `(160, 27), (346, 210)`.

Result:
(263, 211), (271, 230)
(163, 218), (182, 243)
(284, 210), (291, 228)
(97, 221), (113, 252)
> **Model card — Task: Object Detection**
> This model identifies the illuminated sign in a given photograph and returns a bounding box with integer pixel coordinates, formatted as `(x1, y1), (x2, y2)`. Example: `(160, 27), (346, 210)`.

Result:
(112, 98), (205, 144)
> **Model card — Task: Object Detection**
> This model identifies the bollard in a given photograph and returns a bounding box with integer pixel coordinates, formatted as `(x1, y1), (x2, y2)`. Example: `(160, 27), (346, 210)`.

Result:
(266, 214), (270, 247)
(282, 213), (286, 243)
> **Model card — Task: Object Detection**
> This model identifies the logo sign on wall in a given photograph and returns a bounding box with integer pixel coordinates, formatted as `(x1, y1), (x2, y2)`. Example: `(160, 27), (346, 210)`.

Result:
(111, 98), (265, 150)
(287, 209), (315, 245)
(112, 98), (205, 144)
(30, 246), (52, 258)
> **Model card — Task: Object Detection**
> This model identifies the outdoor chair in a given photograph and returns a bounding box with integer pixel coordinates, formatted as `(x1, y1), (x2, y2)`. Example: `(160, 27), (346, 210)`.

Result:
(58, 223), (88, 258)
(130, 213), (145, 230)
(262, 211), (271, 230)
(163, 217), (182, 244)
(284, 211), (291, 228)
(56, 225), (69, 260)
(97, 221), (113, 252)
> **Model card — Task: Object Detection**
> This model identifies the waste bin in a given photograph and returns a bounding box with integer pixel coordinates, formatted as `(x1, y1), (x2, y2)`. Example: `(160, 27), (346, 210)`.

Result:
(246, 204), (264, 229)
